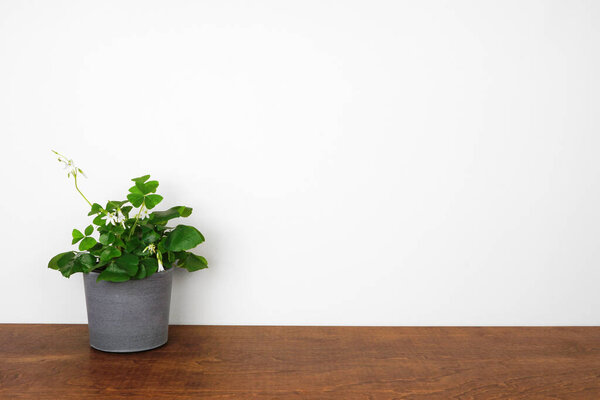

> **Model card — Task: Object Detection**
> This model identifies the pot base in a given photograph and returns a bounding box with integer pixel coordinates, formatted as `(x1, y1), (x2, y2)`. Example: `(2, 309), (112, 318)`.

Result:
(90, 339), (168, 353)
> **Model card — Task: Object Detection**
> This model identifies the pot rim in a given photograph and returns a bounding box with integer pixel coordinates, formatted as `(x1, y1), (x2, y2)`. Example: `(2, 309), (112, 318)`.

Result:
(85, 267), (174, 276)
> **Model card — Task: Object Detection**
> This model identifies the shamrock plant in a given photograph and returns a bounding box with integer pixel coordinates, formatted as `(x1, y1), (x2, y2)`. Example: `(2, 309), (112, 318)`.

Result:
(48, 151), (208, 282)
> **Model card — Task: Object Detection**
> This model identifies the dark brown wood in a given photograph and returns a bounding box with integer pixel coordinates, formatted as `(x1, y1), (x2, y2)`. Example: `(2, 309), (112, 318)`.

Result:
(1, 325), (599, 399)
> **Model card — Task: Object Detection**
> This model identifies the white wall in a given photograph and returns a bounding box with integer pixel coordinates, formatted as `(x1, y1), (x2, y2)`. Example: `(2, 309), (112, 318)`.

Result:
(1, 0), (599, 325)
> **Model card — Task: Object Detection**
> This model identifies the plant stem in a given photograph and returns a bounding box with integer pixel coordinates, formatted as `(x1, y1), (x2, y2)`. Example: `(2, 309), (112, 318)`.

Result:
(74, 175), (92, 207)
(128, 202), (145, 240)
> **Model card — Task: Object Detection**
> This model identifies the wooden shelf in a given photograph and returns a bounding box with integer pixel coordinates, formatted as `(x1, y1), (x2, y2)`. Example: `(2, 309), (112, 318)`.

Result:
(1, 324), (599, 398)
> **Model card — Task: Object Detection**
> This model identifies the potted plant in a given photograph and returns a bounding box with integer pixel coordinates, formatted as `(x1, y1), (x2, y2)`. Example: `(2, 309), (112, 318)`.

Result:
(48, 151), (208, 352)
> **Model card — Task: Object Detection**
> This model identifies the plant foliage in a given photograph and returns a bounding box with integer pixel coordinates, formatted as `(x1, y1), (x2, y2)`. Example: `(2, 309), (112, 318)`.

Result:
(49, 152), (208, 282)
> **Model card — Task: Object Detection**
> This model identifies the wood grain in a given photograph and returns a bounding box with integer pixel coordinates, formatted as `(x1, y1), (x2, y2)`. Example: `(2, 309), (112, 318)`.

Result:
(0, 325), (599, 399)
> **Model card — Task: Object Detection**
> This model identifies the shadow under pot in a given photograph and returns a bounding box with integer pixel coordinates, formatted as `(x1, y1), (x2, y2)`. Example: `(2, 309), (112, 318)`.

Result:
(83, 268), (173, 353)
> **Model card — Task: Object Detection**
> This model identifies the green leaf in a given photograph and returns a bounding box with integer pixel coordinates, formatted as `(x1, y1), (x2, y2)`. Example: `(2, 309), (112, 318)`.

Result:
(84, 225), (94, 236)
(78, 253), (96, 267)
(115, 253), (139, 276)
(125, 237), (142, 254)
(141, 229), (161, 245)
(96, 259), (135, 281)
(75, 253), (97, 273)
(94, 257), (109, 267)
(128, 185), (144, 195)
(78, 237), (97, 251)
(164, 225), (205, 252)
(144, 180), (159, 193)
(106, 200), (127, 212)
(178, 252), (208, 272)
(100, 247), (121, 262)
(131, 174), (150, 184)
(141, 258), (158, 278)
(88, 203), (102, 216)
(99, 232), (115, 245)
(178, 207), (193, 218)
(133, 180), (159, 196)
(93, 215), (106, 226)
(157, 238), (167, 254)
(57, 251), (76, 268)
(144, 194), (163, 210)
(127, 193), (144, 207)
(72, 229), (84, 244)
(60, 260), (82, 277)
(112, 224), (125, 235)
(135, 180), (148, 193)
(51, 252), (95, 278)
(134, 263), (146, 280)
(97, 269), (130, 282)
(88, 243), (103, 255)
(151, 206), (193, 224)
(98, 233), (109, 245)
(48, 251), (74, 270)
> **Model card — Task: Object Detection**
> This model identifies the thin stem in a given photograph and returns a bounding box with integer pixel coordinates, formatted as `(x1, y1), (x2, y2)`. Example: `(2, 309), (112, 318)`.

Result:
(74, 175), (92, 207)
(52, 149), (67, 159)
(128, 202), (145, 240)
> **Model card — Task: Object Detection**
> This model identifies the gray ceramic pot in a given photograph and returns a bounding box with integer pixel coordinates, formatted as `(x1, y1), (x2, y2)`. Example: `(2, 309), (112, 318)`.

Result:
(83, 268), (173, 353)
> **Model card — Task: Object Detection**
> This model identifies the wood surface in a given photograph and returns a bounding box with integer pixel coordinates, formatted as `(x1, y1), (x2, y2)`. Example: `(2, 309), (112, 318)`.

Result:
(0, 325), (599, 399)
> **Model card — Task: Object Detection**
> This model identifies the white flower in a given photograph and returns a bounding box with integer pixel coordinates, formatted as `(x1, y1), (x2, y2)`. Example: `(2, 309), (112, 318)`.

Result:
(64, 160), (76, 176)
(55, 154), (85, 178)
(143, 243), (156, 255)
(138, 208), (150, 220)
(116, 210), (126, 226)
(106, 212), (118, 225)
(147, 246), (164, 272)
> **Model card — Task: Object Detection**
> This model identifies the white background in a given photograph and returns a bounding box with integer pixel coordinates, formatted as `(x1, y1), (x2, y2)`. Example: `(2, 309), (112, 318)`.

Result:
(1, 0), (599, 325)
